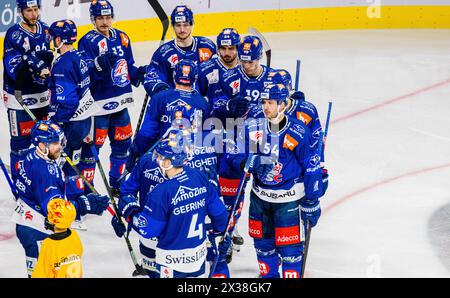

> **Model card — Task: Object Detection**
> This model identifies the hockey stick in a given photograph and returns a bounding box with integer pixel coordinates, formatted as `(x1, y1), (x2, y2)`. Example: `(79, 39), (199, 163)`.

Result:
(133, 0), (169, 140)
(295, 59), (301, 91)
(209, 153), (256, 277)
(89, 143), (146, 276)
(248, 27), (272, 68)
(0, 156), (17, 200)
(301, 101), (333, 278)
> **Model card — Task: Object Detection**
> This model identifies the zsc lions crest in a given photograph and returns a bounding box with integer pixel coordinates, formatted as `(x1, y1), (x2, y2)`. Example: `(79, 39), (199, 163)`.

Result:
(111, 59), (130, 87)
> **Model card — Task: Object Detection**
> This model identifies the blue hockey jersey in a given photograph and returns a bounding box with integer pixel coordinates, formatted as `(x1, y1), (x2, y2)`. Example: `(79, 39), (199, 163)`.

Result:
(129, 167), (227, 273)
(12, 149), (65, 234)
(121, 130), (220, 206)
(2, 21), (51, 110)
(227, 115), (323, 203)
(78, 28), (139, 116)
(197, 56), (238, 106)
(132, 88), (210, 155)
(50, 49), (97, 123)
(145, 36), (216, 89)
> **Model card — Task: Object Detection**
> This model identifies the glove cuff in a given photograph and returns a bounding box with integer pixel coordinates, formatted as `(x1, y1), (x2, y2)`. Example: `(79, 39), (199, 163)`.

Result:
(300, 202), (320, 213)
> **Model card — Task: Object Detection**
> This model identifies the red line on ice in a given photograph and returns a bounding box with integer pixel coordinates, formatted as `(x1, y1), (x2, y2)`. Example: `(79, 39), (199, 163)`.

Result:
(0, 234), (15, 241)
(331, 78), (450, 124)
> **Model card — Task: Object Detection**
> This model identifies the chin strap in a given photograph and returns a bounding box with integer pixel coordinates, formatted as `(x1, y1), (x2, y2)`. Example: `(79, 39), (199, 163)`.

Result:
(36, 145), (50, 161)
(158, 159), (173, 178)
(266, 103), (287, 124)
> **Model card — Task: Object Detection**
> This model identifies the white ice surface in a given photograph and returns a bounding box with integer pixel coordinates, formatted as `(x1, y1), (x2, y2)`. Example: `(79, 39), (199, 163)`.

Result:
(1, 29), (450, 278)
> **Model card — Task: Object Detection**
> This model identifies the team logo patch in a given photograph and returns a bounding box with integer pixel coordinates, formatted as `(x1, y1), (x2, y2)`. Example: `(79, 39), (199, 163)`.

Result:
(20, 120), (35, 136)
(98, 38), (108, 54)
(95, 128), (108, 146)
(229, 79), (241, 95)
(283, 134), (298, 151)
(133, 215), (148, 228)
(296, 112), (312, 125)
(275, 225), (301, 246)
(23, 97), (38, 106)
(258, 260), (270, 276)
(111, 59), (130, 87)
(114, 123), (132, 141)
(249, 219), (263, 239)
(168, 54), (178, 67)
(120, 33), (129, 48)
(310, 154), (321, 167)
(48, 164), (56, 175)
(198, 48), (213, 62)
(56, 85), (64, 95)
(103, 101), (119, 111)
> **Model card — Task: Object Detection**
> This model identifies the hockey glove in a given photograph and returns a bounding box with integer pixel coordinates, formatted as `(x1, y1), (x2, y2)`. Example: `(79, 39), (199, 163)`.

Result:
(300, 200), (321, 228)
(217, 233), (232, 263)
(35, 51), (54, 68)
(136, 65), (148, 85)
(111, 216), (127, 238)
(73, 193), (109, 217)
(227, 96), (249, 118)
(118, 194), (140, 222)
(94, 52), (119, 74)
(23, 54), (49, 78)
(291, 90), (305, 101)
(248, 155), (275, 181)
(149, 81), (170, 97)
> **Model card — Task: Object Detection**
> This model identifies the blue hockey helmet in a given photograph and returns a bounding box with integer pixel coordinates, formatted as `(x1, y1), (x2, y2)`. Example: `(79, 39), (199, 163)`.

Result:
(49, 20), (78, 45)
(260, 83), (289, 105)
(173, 59), (198, 86)
(31, 120), (66, 148)
(16, 0), (41, 9)
(154, 129), (191, 168)
(238, 35), (263, 62)
(217, 28), (241, 48)
(171, 5), (194, 25)
(90, 0), (114, 18)
(268, 69), (293, 91)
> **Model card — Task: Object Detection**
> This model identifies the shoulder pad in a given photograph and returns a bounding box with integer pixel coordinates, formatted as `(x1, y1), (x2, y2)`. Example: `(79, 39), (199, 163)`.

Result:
(196, 36), (216, 49)
(287, 118), (307, 139)
(81, 30), (101, 43)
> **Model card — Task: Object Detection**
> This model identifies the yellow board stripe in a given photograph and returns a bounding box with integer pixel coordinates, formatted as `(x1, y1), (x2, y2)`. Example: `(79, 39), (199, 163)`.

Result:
(2, 6), (450, 59)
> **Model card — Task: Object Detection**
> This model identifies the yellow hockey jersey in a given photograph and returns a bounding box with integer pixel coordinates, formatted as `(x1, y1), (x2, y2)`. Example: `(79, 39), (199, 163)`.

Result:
(32, 229), (83, 278)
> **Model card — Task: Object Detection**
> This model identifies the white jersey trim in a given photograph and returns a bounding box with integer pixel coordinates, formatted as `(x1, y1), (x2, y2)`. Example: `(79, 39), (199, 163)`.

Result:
(11, 199), (52, 235)
(69, 89), (99, 121)
(156, 241), (207, 273)
(94, 92), (134, 116)
(3, 91), (50, 110)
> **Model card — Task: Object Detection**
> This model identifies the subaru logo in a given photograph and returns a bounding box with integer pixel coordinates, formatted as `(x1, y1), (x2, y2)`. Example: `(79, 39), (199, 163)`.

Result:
(103, 102), (119, 110)
(23, 98), (38, 106)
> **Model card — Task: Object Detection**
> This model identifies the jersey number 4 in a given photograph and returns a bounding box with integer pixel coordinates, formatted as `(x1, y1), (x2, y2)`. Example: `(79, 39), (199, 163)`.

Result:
(188, 213), (203, 240)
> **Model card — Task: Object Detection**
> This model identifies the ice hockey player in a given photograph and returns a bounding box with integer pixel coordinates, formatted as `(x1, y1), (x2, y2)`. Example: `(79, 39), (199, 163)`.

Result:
(32, 199), (83, 278)
(226, 84), (324, 278)
(3, 0), (53, 181)
(265, 69), (329, 194)
(114, 135), (228, 278)
(210, 35), (275, 265)
(211, 35), (275, 122)
(78, 0), (147, 195)
(127, 59), (210, 172)
(12, 120), (109, 276)
(114, 108), (220, 277)
(197, 28), (241, 103)
(48, 19), (98, 200)
(143, 5), (216, 96)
